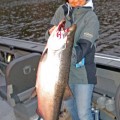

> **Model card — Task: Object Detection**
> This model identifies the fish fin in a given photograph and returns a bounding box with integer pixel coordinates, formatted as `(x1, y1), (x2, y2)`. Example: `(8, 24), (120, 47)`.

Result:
(40, 44), (48, 61)
(42, 44), (48, 55)
(30, 88), (37, 99)
(22, 88), (37, 103)
(63, 84), (73, 100)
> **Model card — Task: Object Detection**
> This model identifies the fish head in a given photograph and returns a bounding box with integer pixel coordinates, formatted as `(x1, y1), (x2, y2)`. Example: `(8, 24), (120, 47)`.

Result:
(47, 20), (76, 52)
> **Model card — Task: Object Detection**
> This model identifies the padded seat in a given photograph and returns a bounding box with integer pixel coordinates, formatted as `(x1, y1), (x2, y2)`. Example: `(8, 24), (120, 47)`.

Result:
(5, 53), (41, 120)
(5, 53), (41, 104)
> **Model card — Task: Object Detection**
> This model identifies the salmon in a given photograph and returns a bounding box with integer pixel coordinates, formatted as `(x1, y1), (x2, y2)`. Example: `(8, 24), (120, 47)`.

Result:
(36, 20), (76, 120)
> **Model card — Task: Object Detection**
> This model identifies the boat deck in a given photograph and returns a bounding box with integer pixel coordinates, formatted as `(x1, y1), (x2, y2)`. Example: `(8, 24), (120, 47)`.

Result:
(0, 96), (17, 120)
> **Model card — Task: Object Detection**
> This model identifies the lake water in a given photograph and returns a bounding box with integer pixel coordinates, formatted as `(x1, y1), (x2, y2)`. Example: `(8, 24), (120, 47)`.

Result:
(0, 0), (120, 56)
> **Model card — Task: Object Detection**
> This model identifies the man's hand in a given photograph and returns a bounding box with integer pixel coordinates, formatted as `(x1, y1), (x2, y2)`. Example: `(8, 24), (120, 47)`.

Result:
(48, 26), (57, 35)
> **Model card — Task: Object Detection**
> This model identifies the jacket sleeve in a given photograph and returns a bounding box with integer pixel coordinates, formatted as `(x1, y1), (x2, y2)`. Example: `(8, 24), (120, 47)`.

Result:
(75, 13), (99, 63)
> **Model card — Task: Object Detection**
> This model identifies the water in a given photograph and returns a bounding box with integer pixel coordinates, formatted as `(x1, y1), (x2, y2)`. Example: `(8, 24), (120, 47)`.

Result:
(0, 1), (61, 43)
(94, 0), (120, 56)
(0, 0), (120, 56)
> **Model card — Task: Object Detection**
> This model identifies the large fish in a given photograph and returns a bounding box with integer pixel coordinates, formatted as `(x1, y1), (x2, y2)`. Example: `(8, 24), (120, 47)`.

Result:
(36, 20), (76, 120)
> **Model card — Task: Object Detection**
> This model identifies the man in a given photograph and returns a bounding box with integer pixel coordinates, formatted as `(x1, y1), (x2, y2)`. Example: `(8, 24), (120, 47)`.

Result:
(45, 0), (99, 119)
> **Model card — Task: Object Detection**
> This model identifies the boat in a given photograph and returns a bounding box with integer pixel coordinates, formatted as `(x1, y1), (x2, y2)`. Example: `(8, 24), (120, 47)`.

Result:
(0, 36), (120, 120)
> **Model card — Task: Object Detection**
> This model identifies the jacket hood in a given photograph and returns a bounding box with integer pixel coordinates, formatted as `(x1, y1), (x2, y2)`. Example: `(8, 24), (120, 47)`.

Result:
(84, 0), (94, 10)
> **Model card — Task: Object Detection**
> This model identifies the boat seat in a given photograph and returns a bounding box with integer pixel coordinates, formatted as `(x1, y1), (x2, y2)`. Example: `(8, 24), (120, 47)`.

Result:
(5, 53), (41, 106)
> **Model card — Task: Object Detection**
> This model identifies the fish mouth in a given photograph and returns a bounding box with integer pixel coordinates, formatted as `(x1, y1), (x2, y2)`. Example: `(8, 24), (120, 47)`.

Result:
(47, 20), (68, 51)
(47, 33), (67, 51)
